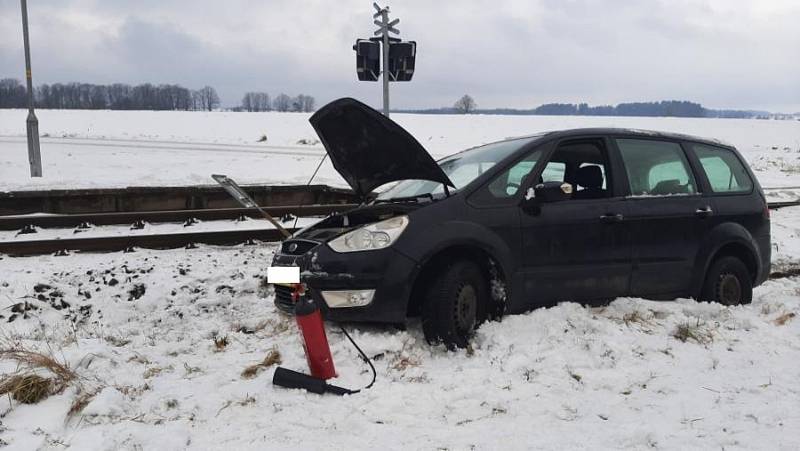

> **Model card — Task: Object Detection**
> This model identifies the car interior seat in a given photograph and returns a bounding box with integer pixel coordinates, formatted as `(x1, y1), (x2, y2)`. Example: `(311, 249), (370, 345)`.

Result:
(572, 165), (605, 199)
(650, 179), (687, 195)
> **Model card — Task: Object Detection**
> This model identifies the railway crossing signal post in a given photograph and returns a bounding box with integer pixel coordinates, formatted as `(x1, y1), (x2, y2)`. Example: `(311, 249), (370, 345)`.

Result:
(354, 3), (416, 118)
(20, 0), (42, 177)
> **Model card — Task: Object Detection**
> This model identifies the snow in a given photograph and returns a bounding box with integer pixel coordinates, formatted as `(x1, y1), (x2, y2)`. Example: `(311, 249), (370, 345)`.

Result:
(81, 388), (129, 418)
(0, 207), (798, 450)
(1, 109), (799, 191)
(0, 110), (799, 448)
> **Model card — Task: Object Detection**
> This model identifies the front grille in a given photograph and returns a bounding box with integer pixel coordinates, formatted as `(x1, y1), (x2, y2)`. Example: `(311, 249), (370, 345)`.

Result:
(280, 239), (319, 256)
(274, 285), (295, 313)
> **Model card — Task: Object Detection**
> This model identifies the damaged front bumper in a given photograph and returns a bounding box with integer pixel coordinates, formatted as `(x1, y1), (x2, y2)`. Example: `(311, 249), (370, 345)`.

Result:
(271, 238), (418, 324)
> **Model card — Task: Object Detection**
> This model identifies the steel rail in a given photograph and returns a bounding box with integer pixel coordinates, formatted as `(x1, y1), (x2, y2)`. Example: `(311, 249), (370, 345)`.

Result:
(0, 227), (296, 256)
(0, 204), (357, 231)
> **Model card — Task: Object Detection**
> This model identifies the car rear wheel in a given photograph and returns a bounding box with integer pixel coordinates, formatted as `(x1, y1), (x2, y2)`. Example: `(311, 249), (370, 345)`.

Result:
(422, 260), (488, 349)
(700, 256), (753, 305)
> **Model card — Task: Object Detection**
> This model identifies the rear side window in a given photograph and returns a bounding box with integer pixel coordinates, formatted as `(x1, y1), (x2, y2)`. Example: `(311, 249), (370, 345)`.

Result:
(616, 139), (697, 196)
(691, 144), (753, 193)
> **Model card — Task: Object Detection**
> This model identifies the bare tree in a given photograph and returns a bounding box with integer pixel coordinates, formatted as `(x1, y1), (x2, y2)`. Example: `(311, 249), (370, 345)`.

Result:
(0, 78), (27, 108)
(242, 92), (272, 112)
(295, 94), (315, 112)
(196, 86), (219, 111)
(290, 96), (303, 112)
(454, 94), (477, 114)
(257, 93), (271, 111)
(273, 93), (291, 112)
(191, 89), (203, 111)
(242, 92), (253, 112)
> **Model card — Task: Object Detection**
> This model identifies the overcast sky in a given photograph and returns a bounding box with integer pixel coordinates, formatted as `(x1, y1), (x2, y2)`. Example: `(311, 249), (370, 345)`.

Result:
(1, 0), (798, 112)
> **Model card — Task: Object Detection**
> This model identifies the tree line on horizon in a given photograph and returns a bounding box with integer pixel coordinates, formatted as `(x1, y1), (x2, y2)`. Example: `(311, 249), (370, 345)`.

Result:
(419, 95), (772, 119)
(0, 78), (777, 118)
(0, 78), (316, 113)
(237, 92), (315, 112)
(0, 78), (222, 111)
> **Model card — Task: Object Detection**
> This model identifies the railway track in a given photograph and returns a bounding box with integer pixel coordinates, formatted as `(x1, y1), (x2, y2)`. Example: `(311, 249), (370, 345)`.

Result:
(0, 183), (358, 216)
(0, 183), (360, 256)
(0, 227), (295, 256)
(0, 204), (356, 231)
(0, 203), (353, 256)
(1, 187), (797, 257)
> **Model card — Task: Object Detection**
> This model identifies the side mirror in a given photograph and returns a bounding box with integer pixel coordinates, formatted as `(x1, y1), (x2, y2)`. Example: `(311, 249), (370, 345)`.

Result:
(523, 181), (573, 206)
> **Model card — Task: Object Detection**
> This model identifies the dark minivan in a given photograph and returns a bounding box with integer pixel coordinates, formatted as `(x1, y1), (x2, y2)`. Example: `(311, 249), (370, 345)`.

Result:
(272, 98), (770, 348)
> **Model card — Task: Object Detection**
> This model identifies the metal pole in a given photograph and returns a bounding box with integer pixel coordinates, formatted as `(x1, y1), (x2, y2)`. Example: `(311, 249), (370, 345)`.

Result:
(21, 0), (42, 177)
(380, 9), (390, 118)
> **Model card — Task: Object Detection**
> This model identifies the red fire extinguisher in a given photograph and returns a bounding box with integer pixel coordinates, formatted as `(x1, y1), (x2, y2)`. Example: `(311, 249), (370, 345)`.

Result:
(292, 284), (336, 380)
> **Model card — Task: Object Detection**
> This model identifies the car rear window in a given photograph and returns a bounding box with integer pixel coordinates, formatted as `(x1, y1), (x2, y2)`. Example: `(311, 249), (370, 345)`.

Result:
(616, 139), (697, 196)
(691, 144), (753, 193)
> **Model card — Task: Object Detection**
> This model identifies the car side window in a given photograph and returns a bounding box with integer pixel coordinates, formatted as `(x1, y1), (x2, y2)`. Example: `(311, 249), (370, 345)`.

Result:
(543, 140), (612, 200)
(541, 162), (566, 183)
(486, 151), (541, 197)
(507, 161), (536, 188)
(616, 139), (697, 196)
(470, 148), (544, 206)
(691, 144), (753, 193)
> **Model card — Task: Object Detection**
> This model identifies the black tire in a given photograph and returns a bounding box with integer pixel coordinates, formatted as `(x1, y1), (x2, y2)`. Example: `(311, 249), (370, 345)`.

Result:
(422, 260), (488, 349)
(700, 256), (753, 305)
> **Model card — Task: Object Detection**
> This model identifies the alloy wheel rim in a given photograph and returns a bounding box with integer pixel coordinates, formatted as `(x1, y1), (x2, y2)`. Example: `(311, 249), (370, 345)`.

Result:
(718, 273), (742, 305)
(455, 284), (477, 332)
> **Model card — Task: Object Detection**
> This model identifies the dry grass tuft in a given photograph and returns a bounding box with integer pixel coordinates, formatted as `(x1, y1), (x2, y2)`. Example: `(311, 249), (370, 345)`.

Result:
(774, 312), (796, 326)
(66, 390), (96, 419)
(232, 318), (290, 337)
(213, 335), (229, 351)
(0, 348), (77, 404)
(391, 355), (420, 371)
(672, 321), (713, 345)
(623, 310), (651, 326)
(142, 366), (169, 379)
(241, 349), (281, 379)
(0, 349), (76, 385)
(0, 374), (51, 404)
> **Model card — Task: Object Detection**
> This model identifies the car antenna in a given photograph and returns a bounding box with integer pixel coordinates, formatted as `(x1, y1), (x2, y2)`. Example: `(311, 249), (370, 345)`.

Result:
(211, 174), (291, 238)
(292, 153), (329, 230)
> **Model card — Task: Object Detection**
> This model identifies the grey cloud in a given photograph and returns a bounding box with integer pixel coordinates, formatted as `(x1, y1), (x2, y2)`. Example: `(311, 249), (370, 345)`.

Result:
(0, 0), (797, 111)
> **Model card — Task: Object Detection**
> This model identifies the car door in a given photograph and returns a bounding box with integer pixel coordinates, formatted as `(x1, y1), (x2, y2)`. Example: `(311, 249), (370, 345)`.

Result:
(518, 137), (632, 305)
(612, 137), (716, 298)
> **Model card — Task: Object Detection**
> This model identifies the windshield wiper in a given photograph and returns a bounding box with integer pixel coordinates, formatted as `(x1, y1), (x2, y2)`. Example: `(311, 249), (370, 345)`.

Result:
(374, 193), (435, 204)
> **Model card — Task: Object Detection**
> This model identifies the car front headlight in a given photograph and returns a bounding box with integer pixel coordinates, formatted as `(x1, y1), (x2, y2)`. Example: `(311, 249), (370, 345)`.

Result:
(328, 215), (409, 253)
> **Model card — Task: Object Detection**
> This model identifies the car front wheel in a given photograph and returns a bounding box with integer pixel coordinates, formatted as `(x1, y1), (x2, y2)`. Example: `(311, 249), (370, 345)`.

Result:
(700, 256), (753, 305)
(422, 260), (488, 349)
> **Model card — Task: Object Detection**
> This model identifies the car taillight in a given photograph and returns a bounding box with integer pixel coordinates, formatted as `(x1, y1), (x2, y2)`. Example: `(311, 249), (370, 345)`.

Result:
(763, 204), (770, 219)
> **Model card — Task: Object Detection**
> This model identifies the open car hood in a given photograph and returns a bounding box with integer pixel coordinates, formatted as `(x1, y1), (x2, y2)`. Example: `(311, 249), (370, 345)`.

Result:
(309, 97), (454, 199)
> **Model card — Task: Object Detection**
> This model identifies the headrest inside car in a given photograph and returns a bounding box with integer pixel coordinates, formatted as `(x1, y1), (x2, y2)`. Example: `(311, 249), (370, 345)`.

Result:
(575, 165), (603, 188)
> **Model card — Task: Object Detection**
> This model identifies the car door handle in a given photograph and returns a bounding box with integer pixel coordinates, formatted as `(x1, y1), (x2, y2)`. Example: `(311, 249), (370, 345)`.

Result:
(695, 206), (713, 218)
(600, 213), (624, 223)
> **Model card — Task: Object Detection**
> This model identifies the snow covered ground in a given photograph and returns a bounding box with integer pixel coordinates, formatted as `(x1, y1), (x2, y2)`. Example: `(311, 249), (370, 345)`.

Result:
(0, 109), (798, 191)
(0, 109), (799, 449)
(0, 205), (798, 450)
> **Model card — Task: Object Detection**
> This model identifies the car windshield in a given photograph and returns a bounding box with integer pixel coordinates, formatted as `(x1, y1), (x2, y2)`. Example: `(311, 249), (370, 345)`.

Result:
(376, 136), (538, 200)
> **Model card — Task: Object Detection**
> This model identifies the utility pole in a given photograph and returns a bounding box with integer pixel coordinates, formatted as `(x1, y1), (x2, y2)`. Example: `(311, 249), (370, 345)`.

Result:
(20, 0), (42, 177)
(372, 3), (399, 117)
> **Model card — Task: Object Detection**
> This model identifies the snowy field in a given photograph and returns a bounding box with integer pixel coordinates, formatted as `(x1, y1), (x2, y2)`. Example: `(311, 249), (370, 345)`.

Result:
(0, 206), (797, 450)
(0, 109), (799, 192)
(0, 109), (799, 449)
